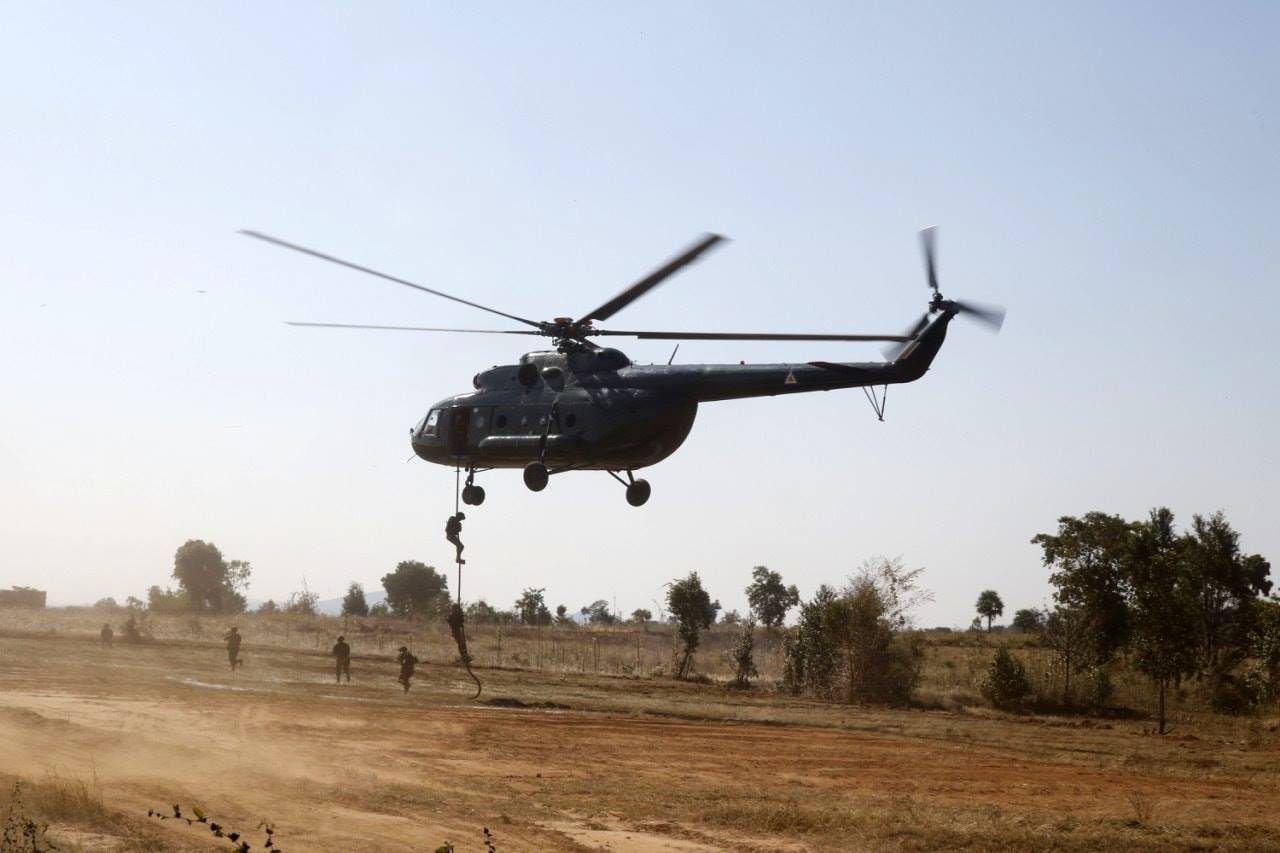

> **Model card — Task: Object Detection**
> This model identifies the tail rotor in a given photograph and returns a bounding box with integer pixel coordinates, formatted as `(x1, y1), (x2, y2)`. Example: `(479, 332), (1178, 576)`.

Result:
(883, 227), (1005, 361)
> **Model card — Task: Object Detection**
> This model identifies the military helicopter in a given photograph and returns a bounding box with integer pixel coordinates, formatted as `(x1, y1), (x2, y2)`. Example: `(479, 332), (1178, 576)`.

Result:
(241, 227), (1003, 507)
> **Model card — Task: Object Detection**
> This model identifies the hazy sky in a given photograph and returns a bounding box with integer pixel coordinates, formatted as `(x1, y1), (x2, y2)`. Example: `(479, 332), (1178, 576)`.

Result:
(2, 3), (1276, 626)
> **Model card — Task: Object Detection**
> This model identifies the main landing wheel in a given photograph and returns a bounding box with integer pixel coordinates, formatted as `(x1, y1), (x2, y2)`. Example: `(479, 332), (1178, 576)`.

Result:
(625, 479), (651, 507)
(523, 461), (549, 492)
(461, 484), (486, 506)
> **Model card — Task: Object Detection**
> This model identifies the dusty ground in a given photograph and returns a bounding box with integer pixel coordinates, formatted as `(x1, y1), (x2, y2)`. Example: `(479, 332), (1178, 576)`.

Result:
(2, 630), (1280, 852)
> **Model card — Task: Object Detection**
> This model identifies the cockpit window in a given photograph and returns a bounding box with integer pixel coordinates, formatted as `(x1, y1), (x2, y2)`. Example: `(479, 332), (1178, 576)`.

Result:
(419, 409), (440, 436)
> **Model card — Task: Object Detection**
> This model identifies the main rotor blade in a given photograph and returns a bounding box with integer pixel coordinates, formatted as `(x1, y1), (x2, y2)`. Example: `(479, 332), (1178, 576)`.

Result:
(285, 322), (541, 335)
(582, 233), (726, 323)
(920, 226), (939, 293)
(595, 329), (910, 342)
(882, 312), (931, 362)
(240, 230), (544, 329)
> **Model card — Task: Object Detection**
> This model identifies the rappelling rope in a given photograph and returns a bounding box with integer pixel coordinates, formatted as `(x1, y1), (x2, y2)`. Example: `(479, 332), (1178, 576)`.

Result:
(449, 464), (482, 699)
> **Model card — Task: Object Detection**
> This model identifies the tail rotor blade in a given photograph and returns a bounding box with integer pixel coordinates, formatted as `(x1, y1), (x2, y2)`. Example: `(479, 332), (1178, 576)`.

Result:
(953, 300), (1005, 332)
(920, 226), (939, 294)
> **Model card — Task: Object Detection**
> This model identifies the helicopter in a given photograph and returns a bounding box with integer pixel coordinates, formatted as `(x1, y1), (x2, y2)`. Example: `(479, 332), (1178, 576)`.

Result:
(241, 227), (1003, 507)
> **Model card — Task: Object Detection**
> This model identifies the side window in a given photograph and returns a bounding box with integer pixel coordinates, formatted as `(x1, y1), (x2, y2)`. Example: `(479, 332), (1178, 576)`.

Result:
(421, 410), (440, 436)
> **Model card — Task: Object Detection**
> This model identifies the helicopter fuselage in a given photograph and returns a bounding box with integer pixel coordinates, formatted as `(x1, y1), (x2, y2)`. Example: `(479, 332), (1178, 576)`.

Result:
(411, 311), (953, 472)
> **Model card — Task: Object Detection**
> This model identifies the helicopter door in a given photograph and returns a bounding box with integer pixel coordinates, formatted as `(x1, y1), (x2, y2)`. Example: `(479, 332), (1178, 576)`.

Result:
(446, 407), (470, 455)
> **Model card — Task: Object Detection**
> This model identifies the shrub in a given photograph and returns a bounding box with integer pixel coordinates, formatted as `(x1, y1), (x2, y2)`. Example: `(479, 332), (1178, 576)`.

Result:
(980, 646), (1032, 710)
(726, 619), (758, 688)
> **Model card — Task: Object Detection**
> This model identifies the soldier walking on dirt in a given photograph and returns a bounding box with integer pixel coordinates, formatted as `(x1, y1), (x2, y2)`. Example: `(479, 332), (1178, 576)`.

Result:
(100, 623), (114, 649)
(397, 646), (418, 692)
(223, 626), (243, 670)
(445, 512), (465, 565)
(332, 635), (352, 683)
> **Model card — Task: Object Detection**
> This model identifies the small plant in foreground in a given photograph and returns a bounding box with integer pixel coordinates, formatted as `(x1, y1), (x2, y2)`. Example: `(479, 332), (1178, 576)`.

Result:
(146, 803), (279, 852)
(980, 646), (1032, 710)
(2, 783), (57, 852)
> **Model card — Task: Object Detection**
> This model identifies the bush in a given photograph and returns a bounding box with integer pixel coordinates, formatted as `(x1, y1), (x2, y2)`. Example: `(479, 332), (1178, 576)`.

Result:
(783, 564), (927, 706)
(726, 620), (758, 688)
(980, 646), (1032, 710)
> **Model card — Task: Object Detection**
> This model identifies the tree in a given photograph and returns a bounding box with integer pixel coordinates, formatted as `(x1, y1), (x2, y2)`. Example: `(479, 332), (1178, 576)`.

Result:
(466, 599), (503, 624)
(580, 600), (616, 625)
(1184, 511), (1272, 672)
(976, 590), (1004, 632)
(287, 589), (319, 616)
(124, 595), (145, 610)
(514, 588), (552, 625)
(783, 565), (927, 706)
(745, 566), (800, 629)
(1128, 508), (1199, 734)
(94, 597), (119, 609)
(171, 540), (252, 614)
(629, 608), (652, 624)
(342, 583), (369, 617)
(554, 604), (573, 626)
(147, 585), (187, 614)
(256, 599), (279, 615)
(720, 609), (742, 626)
(727, 618), (758, 687)
(666, 572), (716, 679)
(1011, 608), (1046, 634)
(381, 561), (449, 619)
(1044, 605), (1093, 706)
(1032, 513), (1134, 664)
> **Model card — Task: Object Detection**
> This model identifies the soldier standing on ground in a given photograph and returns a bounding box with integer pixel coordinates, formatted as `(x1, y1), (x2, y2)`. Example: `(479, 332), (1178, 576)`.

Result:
(332, 635), (351, 683)
(100, 623), (113, 648)
(445, 512), (465, 564)
(223, 626), (243, 670)
(397, 645), (418, 692)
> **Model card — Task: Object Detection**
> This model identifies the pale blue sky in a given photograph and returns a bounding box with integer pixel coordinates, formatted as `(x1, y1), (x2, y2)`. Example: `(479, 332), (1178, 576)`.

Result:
(2, 2), (1275, 625)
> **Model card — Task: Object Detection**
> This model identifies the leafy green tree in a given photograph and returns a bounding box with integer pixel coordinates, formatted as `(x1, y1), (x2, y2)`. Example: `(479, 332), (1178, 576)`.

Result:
(1032, 513), (1134, 664)
(629, 608), (652, 624)
(147, 585), (187, 614)
(580, 599), (616, 625)
(727, 618), (758, 687)
(976, 590), (1004, 632)
(1128, 508), (1200, 734)
(554, 603), (573, 626)
(784, 566), (926, 705)
(342, 583), (369, 617)
(1011, 608), (1045, 633)
(720, 609), (742, 626)
(256, 599), (278, 614)
(514, 588), (552, 625)
(745, 566), (800, 628)
(381, 561), (449, 619)
(666, 573), (716, 679)
(94, 597), (119, 609)
(783, 585), (839, 698)
(171, 540), (251, 613)
(1184, 511), (1272, 672)
(1044, 605), (1091, 706)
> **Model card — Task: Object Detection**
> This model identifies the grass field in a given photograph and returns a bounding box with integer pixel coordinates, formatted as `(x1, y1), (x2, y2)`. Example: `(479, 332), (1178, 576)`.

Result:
(2, 607), (1279, 851)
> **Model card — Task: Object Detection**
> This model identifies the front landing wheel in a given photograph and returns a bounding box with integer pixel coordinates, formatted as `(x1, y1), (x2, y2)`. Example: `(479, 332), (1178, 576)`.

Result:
(523, 461), (549, 492)
(625, 479), (651, 507)
(462, 484), (486, 506)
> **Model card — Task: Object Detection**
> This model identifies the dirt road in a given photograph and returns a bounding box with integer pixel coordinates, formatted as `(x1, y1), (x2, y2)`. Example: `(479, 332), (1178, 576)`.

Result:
(2, 630), (1277, 851)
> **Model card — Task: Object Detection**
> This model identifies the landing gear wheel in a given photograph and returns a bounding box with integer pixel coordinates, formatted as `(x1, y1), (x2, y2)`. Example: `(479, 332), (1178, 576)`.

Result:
(461, 484), (486, 506)
(523, 461), (549, 492)
(625, 479), (651, 507)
